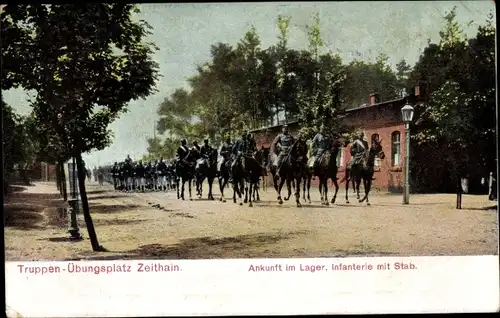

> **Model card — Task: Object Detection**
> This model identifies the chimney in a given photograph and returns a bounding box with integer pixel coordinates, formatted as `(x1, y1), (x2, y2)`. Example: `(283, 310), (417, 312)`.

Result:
(369, 93), (380, 105)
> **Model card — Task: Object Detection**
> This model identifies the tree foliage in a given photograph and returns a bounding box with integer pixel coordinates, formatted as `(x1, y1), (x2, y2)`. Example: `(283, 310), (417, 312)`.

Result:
(409, 7), (496, 192)
(1, 4), (160, 159)
(2, 98), (37, 189)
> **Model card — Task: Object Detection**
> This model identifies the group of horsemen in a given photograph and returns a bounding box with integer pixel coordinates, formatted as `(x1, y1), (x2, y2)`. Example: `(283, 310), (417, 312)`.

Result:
(99, 124), (371, 192)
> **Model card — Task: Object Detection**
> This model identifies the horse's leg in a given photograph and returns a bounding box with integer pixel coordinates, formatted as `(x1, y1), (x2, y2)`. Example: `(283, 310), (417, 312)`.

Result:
(355, 175), (362, 202)
(359, 175), (372, 205)
(255, 181), (260, 201)
(306, 175), (311, 203)
(177, 177), (180, 199)
(295, 176), (302, 207)
(318, 173), (324, 202)
(244, 181), (249, 203)
(273, 173), (279, 192)
(354, 174), (360, 199)
(197, 176), (202, 197)
(232, 179), (237, 204)
(218, 176), (226, 202)
(324, 176), (329, 206)
(181, 179), (185, 200)
(207, 177), (212, 200)
(285, 176), (292, 201)
(302, 177), (306, 201)
(238, 178), (244, 206)
(331, 178), (339, 204)
(345, 170), (350, 204)
(277, 176), (286, 204)
(248, 182), (253, 207)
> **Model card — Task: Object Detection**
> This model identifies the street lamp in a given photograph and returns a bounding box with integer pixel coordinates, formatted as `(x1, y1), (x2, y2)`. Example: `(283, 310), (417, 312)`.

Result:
(401, 104), (414, 204)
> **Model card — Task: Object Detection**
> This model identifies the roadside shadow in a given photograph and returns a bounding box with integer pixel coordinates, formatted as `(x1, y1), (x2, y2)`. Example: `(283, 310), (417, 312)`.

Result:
(4, 191), (66, 230)
(89, 203), (143, 214)
(7, 185), (28, 193)
(86, 189), (109, 195)
(464, 205), (498, 211)
(94, 218), (148, 226)
(4, 205), (45, 230)
(87, 194), (129, 201)
(81, 231), (309, 260)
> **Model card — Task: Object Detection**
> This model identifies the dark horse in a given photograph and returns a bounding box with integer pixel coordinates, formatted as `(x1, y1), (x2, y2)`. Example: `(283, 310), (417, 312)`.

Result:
(195, 148), (218, 200)
(271, 140), (308, 207)
(250, 147), (269, 202)
(255, 147), (269, 193)
(175, 151), (197, 201)
(343, 137), (385, 205)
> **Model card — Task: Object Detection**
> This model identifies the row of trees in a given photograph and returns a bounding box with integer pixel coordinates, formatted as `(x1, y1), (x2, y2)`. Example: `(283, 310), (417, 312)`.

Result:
(145, 8), (496, 194)
(144, 13), (409, 160)
(2, 4), (159, 250)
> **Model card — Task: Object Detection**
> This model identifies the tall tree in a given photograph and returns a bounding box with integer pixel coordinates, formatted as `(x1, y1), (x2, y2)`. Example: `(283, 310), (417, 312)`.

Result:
(2, 4), (159, 250)
(342, 55), (401, 109)
(233, 26), (263, 131)
(156, 88), (197, 140)
(297, 14), (347, 138)
(2, 99), (37, 192)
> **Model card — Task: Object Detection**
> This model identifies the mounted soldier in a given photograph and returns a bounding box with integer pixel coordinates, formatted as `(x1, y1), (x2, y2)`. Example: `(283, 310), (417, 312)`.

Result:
(271, 124), (296, 176)
(309, 124), (331, 169)
(232, 131), (249, 170)
(246, 133), (257, 156)
(124, 154), (132, 165)
(218, 137), (233, 171)
(192, 140), (201, 153)
(200, 139), (214, 166)
(347, 131), (369, 170)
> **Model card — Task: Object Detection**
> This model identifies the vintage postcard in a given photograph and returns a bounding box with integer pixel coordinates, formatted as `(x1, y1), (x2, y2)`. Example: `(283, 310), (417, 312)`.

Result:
(2, 1), (499, 316)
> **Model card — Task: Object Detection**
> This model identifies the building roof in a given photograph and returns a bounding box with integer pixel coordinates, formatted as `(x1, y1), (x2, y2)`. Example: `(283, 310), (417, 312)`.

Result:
(345, 97), (406, 112)
(248, 120), (300, 133)
(249, 96), (408, 133)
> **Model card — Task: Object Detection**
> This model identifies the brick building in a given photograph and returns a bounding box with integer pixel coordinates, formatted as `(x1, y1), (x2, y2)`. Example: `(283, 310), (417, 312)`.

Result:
(250, 89), (423, 192)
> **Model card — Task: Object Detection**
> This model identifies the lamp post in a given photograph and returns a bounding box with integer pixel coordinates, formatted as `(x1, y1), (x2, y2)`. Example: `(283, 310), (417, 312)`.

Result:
(68, 158), (82, 240)
(401, 104), (414, 204)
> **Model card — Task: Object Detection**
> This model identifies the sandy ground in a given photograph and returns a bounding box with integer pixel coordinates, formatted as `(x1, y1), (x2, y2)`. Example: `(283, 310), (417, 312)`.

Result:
(4, 181), (498, 261)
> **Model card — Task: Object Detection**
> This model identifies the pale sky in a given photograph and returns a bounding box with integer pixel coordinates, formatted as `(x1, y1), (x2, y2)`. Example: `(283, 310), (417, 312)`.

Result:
(2, 1), (494, 167)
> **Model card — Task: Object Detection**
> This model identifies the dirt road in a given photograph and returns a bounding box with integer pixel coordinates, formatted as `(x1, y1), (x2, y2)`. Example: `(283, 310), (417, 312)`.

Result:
(4, 182), (498, 261)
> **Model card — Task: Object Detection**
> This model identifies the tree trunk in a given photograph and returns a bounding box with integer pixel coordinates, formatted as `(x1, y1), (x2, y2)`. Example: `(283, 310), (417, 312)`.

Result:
(56, 163), (61, 192)
(76, 153), (103, 251)
(60, 162), (68, 201)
